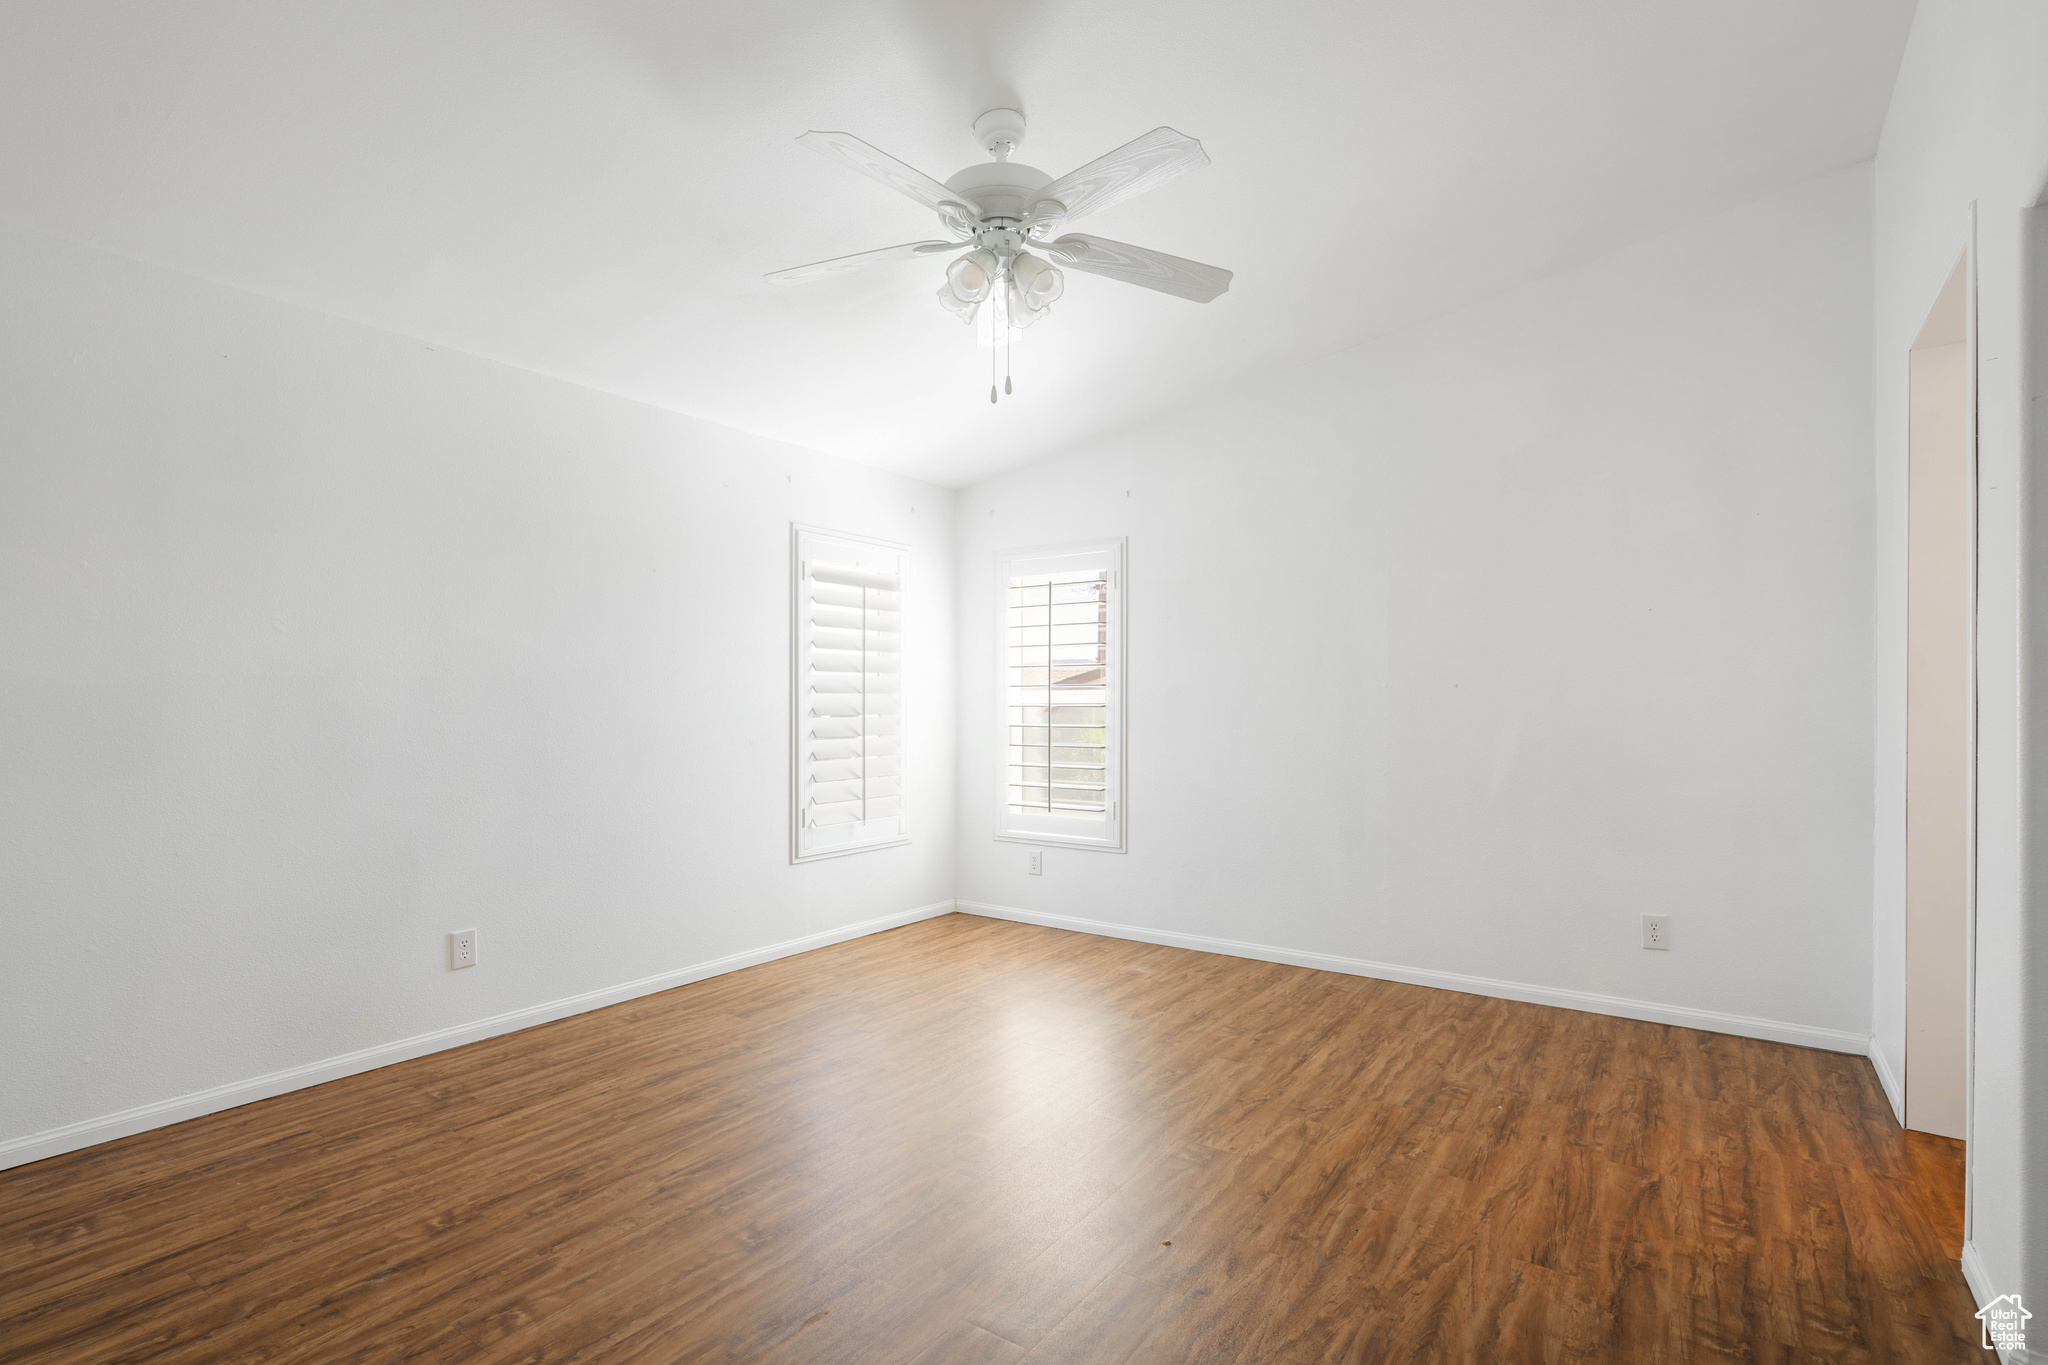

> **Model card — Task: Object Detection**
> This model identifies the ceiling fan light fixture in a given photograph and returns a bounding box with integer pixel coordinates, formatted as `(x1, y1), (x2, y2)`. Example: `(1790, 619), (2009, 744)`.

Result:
(945, 249), (999, 304)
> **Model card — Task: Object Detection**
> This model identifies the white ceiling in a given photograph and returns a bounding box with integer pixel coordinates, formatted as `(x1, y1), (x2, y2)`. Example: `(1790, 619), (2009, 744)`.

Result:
(0, 1), (1915, 487)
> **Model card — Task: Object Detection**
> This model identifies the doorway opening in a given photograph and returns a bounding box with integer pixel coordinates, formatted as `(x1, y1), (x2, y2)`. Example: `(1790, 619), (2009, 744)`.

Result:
(1903, 253), (1971, 1146)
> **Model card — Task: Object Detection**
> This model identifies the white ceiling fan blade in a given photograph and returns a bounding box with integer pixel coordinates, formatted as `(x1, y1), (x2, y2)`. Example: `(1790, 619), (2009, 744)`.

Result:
(1033, 128), (1209, 226)
(765, 240), (959, 284)
(1044, 234), (1232, 303)
(797, 131), (979, 231)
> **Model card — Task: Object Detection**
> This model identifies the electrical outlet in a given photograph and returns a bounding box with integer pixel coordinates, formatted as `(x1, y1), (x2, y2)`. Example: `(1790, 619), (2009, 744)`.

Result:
(1028, 849), (1042, 875)
(1641, 915), (1671, 951)
(451, 929), (478, 970)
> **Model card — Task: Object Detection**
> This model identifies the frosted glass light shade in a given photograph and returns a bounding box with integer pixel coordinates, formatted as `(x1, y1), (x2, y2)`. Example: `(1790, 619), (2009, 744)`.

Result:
(1006, 280), (1045, 327)
(936, 283), (979, 323)
(946, 250), (999, 304)
(1010, 252), (1064, 308)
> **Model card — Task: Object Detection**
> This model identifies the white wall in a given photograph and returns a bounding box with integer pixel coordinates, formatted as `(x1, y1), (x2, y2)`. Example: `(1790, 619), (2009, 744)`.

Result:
(956, 164), (1875, 1048)
(0, 222), (955, 1161)
(1873, 0), (2048, 1324)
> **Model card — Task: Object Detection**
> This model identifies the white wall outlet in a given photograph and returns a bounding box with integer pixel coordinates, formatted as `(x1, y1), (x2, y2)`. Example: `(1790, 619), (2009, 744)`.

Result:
(1641, 914), (1672, 951)
(1027, 849), (1042, 875)
(451, 929), (478, 969)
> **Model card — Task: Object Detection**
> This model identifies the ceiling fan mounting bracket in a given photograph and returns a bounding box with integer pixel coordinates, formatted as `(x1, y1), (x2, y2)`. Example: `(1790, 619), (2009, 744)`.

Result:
(972, 108), (1028, 161)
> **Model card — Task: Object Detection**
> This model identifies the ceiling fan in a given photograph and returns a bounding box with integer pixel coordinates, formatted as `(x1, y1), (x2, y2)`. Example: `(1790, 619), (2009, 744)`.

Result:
(766, 109), (1232, 402)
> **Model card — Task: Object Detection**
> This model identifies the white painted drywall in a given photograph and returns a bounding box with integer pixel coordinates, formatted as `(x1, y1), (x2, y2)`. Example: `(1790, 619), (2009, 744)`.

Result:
(956, 165), (1875, 1045)
(0, 221), (955, 1155)
(1874, 0), (2048, 1320)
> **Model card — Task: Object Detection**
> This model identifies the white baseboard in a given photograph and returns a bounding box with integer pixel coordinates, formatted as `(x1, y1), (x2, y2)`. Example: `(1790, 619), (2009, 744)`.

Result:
(1961, 1241), (2037, 1363)
(957, 901), (1869, 1055)
(1867, 1036), (1906, 1123)
(0, 899), (957, 1173)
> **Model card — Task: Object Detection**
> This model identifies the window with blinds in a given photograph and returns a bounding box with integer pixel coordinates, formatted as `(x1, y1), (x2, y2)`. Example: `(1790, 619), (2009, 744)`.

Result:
(792, 526), (908, 862)
(996, 540), (1125, 851)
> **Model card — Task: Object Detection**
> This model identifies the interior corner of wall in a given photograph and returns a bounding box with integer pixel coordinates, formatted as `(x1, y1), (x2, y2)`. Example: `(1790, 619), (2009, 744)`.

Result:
(1867, 1035), (1906, 1124)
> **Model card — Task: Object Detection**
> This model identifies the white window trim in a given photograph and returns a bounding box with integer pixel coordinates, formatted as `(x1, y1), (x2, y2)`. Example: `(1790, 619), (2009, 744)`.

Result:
(791, 523), (910, 863)
(994, 538), (1127, 852)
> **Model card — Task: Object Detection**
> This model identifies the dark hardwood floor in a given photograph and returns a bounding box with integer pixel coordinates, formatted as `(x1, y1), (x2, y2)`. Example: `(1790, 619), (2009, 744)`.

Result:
(0, 913), (1988, 1363)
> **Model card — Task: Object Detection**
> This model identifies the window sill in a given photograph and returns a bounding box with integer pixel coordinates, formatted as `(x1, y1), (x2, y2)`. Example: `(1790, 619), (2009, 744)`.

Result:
(993, 831), (1125, 853)
(791, 836), (911, 865)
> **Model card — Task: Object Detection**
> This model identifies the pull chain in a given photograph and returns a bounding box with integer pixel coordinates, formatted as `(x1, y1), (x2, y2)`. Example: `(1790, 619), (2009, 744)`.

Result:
(985, 257), (1016, 403)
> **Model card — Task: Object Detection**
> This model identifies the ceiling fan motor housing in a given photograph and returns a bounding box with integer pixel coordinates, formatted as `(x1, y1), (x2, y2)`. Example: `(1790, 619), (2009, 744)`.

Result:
(945, 161), (1054, 227)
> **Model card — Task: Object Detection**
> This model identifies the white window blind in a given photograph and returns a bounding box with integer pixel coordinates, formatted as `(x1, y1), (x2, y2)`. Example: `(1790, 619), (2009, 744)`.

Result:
(996, 540), (1125, 851)
(792, 526), (907, 861)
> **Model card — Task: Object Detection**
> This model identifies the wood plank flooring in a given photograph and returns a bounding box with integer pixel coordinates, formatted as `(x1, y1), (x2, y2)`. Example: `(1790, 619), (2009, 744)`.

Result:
(1, 913), (1989, 1363)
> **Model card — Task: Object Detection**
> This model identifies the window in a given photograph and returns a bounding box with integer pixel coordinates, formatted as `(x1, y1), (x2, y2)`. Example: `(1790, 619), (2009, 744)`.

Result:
(792, 525), (907, 861)
(996, 540), (1125, 851)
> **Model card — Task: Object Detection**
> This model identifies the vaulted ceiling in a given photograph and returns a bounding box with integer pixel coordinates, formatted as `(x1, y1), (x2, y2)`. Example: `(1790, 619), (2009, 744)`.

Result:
(0, 1), (1916, 486)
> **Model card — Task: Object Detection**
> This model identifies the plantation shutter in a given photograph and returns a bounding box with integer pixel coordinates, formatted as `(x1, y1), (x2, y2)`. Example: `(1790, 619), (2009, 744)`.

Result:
(792, 526), (908, 861)
(996, 540), (1125, 851)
